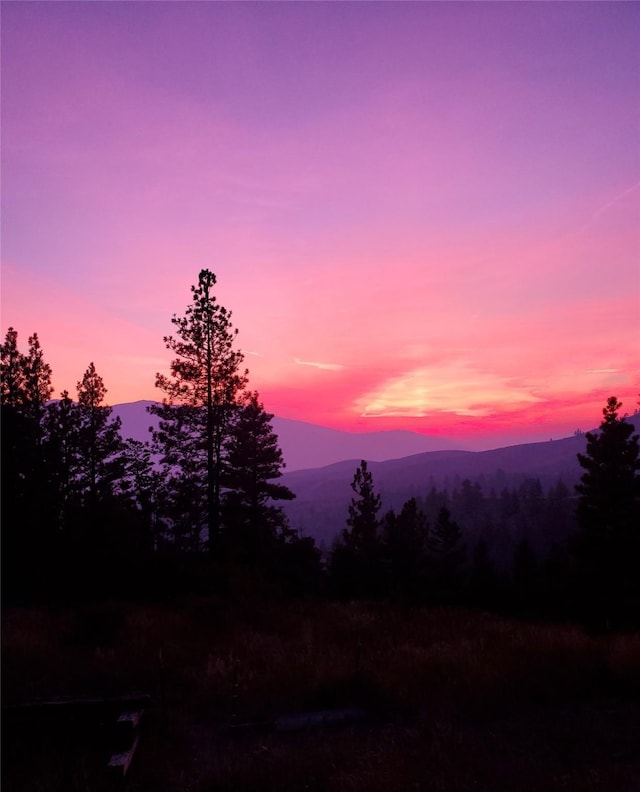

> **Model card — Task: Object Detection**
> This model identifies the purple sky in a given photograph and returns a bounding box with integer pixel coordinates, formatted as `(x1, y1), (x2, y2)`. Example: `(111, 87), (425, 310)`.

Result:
(2, 1), (639, 448)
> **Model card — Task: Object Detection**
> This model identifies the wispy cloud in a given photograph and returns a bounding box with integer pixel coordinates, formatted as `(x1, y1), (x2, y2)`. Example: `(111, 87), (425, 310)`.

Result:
(294, 357), (345, 372)
(355, 364), (544, 419)
(592, 181), (640, 219)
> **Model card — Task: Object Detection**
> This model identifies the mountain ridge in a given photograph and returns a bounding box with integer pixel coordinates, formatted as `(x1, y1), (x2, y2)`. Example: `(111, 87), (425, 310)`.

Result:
(109, 400), (639, 548)
(279, 415), (640, 546)
(110, 400), (462, 472)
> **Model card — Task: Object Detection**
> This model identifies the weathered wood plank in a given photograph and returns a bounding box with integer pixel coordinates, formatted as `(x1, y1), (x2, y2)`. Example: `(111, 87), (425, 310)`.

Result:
(108, 734), (141, 777)
(117, 709), (144, 729)
(2, 692), (152, 714)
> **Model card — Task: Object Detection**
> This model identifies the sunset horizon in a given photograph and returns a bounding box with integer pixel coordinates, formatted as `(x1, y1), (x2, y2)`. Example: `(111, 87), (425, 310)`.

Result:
(2, 2), (638, 449)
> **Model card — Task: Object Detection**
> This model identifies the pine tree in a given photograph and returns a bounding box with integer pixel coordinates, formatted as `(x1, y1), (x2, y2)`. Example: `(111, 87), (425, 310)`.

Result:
(1, 327), (27, 407)
(1, 329), (55, 599)
(117, 438), (162, 554)
(153, 404), (209, 552)
(575, 396), (640, 627)
(344, 460), (381, 553)
(576, 396), (640, 544)
(382, 497), (429, 599)
(427, 505), (466, 602)
(151, 270), (248, 553)
(330, 460), (383, 597)
(75, 362), (124, 511)
(221, 391), (294, 564)
(1, 328), (30, 511)
(42, 390), (83, 536)
(23, 333), (53, 425)
(22, 334), (55, 561)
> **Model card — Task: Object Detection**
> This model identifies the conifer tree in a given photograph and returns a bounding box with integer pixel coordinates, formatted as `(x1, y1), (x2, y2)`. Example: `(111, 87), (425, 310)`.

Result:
(427, 505), (466, 602)
(330, 460), (383, 597)
(344, 460), (381, 552)
(1, 327), (27, 407)
(151, 270), (248, 552)
(75, 362), (124, 511)
(153, 405), (209, 552)
(117, 438), (162, 554)
(382, 497), (429, 598)
(221, 391), (294, 563)
(1, 328), (30, 506)
(23, 333), (53, 426)
(42, 390), (83, 536)
(576, 396), (640, 545)
(22, 334), (55, 560)
(575, 396), (640, 627)
(1, 329), (56, 598)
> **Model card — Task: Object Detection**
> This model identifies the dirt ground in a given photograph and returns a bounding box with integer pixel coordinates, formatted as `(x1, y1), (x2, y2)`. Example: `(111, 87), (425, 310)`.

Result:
(4, 695), (640, 791)
(3, 599), (640, 791)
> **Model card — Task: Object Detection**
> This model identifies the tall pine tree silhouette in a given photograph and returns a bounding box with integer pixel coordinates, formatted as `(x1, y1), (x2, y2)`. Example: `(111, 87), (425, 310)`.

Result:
(575, 396), (640, 628)
(1, 328), (53, 598)
(151, 270), (248, 553)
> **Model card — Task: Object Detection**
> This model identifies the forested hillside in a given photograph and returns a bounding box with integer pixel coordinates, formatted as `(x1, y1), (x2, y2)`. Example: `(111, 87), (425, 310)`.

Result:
(2, 274), (638, 629)
(281, 423), (640, 551)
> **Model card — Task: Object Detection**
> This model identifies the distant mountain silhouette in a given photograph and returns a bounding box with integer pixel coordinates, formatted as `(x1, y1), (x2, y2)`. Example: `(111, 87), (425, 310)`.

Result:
(279, 415), (640, 548)
(110, 401), (640, 550)
(111, 401), (159, 442)
(110, 400), (461, 471)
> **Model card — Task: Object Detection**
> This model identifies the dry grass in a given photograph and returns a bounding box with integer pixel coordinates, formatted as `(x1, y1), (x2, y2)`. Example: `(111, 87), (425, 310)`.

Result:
(3, 598), (640, 790)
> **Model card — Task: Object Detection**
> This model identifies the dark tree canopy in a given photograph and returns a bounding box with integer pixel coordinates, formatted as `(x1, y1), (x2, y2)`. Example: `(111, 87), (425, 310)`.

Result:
(154, 270), (247, 410)
(1, 327), (26, 407)
(24, 333), (53, 422)
(151, 270), (249, 552)
(575, 396), (640, 628)
(75, 362), (124, 509)
(11, 316), (637, 621)
(221, 391), (295, 565)
(224, 391), (294, 504)
(382, 497), (429, 599)
(1, 322), (313, 602)
(576, 396), (640, 541)
(42, 390), (83, 535)
(1, 328), (54, 594)
(1, 329), (53, 501)
(428, 506), (464, 563)
(329, 460), (384, 598)
(344, 459), (382, 554)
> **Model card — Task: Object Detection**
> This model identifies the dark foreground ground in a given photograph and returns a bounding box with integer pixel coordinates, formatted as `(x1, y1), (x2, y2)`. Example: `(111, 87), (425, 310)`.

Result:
(3, 598), (640, 791)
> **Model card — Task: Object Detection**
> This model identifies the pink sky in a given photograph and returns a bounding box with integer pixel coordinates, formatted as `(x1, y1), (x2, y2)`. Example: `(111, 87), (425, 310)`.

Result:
(2, 2), (639, 449)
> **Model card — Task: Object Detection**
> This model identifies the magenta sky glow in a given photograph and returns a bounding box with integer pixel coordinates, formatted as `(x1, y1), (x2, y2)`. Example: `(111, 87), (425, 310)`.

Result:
(2, 2), (639, 449)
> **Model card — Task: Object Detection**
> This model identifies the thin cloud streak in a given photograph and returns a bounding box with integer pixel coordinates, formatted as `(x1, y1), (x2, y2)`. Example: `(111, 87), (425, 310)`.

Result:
(294, 358), (346, 372)
(592, 181), (640, 219)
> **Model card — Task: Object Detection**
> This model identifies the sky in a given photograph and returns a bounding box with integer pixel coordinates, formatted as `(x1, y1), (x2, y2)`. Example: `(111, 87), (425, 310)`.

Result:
(2, 1), (639, 450)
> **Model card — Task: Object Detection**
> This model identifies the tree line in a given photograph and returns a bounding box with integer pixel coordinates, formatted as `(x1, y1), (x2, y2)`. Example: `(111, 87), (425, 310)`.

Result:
(2, 271), (639, 629)
(329, 396), (640, 629)
(1, 271), (320, 601)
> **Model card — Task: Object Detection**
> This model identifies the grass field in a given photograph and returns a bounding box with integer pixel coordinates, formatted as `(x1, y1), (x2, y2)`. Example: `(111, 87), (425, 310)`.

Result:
(3, 597), (640, 790)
